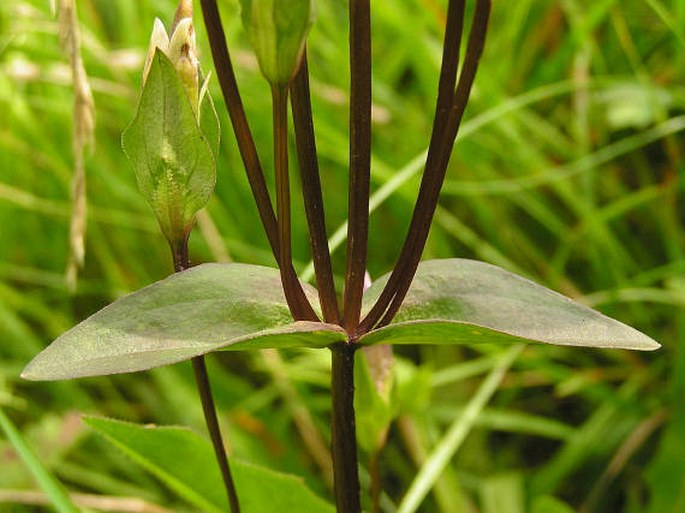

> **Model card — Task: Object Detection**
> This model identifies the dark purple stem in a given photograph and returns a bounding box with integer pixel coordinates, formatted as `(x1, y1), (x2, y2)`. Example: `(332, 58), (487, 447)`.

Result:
(291, 53), (341, 324)
(343, 0), (372, 334)
(359, 0), (491, 333)
(171, 244), (241, 513)
(330, 343), (362, 513)
(199, 0), (317, 322)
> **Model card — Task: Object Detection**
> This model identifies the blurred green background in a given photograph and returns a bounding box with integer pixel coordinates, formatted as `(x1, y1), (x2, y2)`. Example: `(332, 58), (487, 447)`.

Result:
(1, 0), (683, 511)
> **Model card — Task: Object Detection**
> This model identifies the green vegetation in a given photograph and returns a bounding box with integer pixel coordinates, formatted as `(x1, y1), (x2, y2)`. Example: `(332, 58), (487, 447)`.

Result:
(1, 0), (682, 512)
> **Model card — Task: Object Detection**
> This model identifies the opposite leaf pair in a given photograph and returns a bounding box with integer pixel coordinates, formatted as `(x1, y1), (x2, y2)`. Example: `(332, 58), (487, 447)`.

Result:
(22, 258), (658, 381)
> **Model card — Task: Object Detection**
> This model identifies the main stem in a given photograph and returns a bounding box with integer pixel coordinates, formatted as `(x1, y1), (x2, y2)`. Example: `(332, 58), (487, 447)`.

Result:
(171, 241), (241, 513)
(330, 343), (362, 513)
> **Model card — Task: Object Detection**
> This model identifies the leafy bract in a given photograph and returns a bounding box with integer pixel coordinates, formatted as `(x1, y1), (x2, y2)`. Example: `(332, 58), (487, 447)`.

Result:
(83, 416), (335, 513)
(122, 49), (216, 248)
(359, 259), (659, 351)
(22, 263), (345, 381)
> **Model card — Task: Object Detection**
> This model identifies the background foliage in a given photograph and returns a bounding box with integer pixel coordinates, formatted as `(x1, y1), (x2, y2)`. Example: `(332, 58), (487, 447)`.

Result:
(1, 0), (683, 511)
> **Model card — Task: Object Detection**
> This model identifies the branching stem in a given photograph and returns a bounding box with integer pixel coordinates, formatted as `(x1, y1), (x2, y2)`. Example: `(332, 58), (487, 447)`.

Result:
(359, 0), (491, 333)
(199, 3), (492, 513)
(199, 0), (317, 322)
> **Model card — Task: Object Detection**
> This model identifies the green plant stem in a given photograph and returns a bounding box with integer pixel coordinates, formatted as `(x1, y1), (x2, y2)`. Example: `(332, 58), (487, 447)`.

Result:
(343, 0), (372, 333)
(199, 0), (317, 322)
(359, 0), (491, 333)
(330, 343), (362, 513)
(291, 52), (340, 324)
(272, 84), (319, 321)
(171, 245), (241, 513)
(273, 83), (294, 304)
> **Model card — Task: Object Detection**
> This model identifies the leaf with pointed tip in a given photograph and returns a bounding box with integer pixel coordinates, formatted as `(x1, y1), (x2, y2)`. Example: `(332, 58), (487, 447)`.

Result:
(122, 49), (216, 247)
(22, 263), (345, 381)
(359, 259), (659, 351)
(83, 416), (335, 513)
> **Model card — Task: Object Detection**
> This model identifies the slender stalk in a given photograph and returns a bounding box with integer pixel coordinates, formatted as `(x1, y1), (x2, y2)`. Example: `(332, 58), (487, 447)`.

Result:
(170, 238), (190, 275)
(330, 343), (362, 513)
(199, 0), (317, 322)
(291, 53), (341, 324)
(198, 0), (277, 253)
(356, 0), (465, 333)
(272, 84), (319, 321)
(343, 0), (372, 333)
(359, 0), (491, 333)
(171, 243), (241, 513)
(377, 0), (491, 328)
(191, 357), (241, 513)
(273, 84), (292, 300)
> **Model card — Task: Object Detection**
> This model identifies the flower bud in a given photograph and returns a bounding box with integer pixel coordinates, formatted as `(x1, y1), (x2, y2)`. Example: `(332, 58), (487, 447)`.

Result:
(142, 3), (201, 116)
(123, 0), (219, 256)
(142, 18), (169, 85)
(239, 0), (315, 85)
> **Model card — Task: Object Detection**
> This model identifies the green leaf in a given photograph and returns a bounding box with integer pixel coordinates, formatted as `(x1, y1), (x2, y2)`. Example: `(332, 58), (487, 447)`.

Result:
(393, 357), (432, 416)
(360, 259), (660, 351)
(239, 0), (315, 84)
(122, 49), (216, 247)
(22, 263), (345, 380)
(354, 347), (393, 454)
(645, 413), (685, 513)
(479, 472), (525, 513)
(530, 495), (575, 513)
(83, 416), (335, 513)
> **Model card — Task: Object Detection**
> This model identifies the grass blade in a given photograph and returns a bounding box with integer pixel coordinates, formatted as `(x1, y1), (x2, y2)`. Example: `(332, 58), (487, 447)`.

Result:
(0, 406), (78, 513)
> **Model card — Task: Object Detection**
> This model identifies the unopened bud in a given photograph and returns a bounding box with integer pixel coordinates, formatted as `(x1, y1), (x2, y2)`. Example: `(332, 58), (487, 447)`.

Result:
(123, 0), (219, 256)
(142, 4), (202, 116)
(239, 0), (315, 85)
